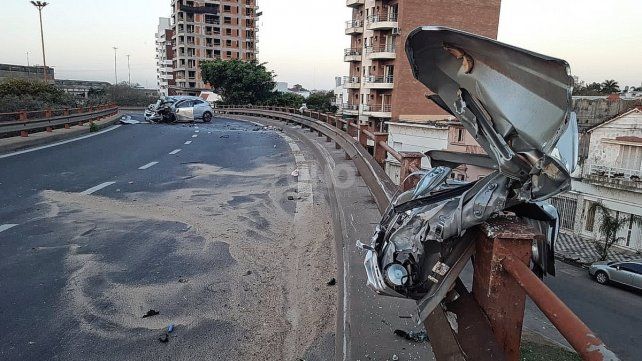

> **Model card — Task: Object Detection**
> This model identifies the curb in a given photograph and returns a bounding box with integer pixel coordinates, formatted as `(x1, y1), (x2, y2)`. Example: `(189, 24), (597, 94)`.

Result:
(0, 112), (124, 155)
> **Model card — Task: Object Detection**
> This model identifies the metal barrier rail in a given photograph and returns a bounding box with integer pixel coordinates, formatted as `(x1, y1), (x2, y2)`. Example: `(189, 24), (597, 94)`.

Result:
(215, 105), (618, 361)
(0, 104), (119, 137)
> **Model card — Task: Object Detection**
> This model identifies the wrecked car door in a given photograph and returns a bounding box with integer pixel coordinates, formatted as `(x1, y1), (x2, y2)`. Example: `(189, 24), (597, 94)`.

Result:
(359, 26), (579, 322)
(174, 100), (195, 122)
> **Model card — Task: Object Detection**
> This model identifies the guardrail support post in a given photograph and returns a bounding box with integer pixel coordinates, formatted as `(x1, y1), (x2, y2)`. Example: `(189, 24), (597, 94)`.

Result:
(45, 108), (52, 118)
(20, 130), (28, 137)
(46, 126), (53, 132)
(19, 111), (27, 121)
(472, 217), (537, 361)
(373, 132), (388, 166)
(358, 123), (368, 148)
(399, 152), (423, 191)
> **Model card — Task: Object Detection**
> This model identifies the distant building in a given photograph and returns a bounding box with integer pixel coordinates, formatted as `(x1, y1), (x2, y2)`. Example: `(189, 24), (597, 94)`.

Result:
(156, 17), (175, 97)
(274, 82), (311, 98)
(54, 79), (110, 98)
(169, 0), (259, 96)
(0, 63), (54, 83)
(333, 76), (348, 113)
(384, 117), (450, 184)
(554, 108), (642, 252)
(573, 95), (642, 131)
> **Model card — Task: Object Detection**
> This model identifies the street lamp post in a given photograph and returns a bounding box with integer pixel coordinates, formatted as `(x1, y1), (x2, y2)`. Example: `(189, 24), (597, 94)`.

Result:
(126, 54), (131, 86)
(30, 1), (49, 82)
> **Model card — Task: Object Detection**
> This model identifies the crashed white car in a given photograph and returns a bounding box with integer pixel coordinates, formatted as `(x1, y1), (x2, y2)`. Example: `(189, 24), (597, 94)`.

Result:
(359, 26), (579, 322)
(144, 96), (214, 123)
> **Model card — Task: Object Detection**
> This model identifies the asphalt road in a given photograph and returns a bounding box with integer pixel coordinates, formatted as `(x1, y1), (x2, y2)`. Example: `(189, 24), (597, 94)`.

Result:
(0, 116), (338, 360)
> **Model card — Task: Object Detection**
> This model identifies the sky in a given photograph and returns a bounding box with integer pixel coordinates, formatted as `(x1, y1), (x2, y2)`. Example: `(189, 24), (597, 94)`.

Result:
(0, 0), (641, 90)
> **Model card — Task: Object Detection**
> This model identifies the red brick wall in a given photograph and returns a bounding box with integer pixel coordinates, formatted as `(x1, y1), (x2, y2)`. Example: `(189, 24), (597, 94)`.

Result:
(391, 0), (501, 121)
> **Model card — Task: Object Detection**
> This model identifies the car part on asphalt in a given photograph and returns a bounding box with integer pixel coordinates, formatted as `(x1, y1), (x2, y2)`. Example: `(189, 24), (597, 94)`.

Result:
(358, 26), (579, 322)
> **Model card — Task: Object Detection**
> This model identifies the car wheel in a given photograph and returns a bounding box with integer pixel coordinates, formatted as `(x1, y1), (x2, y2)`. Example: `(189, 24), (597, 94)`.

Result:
(595, 271), (609, 285)
(203, 112), (212, 123)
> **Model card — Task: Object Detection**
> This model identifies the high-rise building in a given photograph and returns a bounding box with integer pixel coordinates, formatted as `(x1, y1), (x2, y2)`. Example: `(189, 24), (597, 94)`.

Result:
(343, 0), (501, 131)
(156, 17), (175, 96)
(170, 0), (260, 96)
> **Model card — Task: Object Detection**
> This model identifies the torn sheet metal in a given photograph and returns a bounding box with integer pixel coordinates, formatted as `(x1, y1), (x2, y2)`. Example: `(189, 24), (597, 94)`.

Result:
(358, 26), (579, 322)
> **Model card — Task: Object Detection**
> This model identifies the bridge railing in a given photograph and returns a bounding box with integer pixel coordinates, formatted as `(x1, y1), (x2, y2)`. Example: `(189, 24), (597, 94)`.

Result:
(216, 105), (617, 361)
(0, 103), (118, 137)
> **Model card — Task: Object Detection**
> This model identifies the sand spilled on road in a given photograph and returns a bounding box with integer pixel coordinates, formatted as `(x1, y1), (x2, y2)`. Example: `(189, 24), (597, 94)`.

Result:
(40, 156), (337, 360)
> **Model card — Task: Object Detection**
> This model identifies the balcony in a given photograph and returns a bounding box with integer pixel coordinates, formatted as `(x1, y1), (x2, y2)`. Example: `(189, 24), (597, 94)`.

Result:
(585, 163), (642, 192)
(343, 76), (361, 89)
(342, 103), (360, 115)
(344, 48), (362, 62)
(366, 13), (398, 30)
(363, 75), (394, 89)
(365, 45), (396, 60)
(346, 0), (365, 7)
(362, 104), (392, 118)
(345, 20), (363, 35)
(180, 4), (220, 15)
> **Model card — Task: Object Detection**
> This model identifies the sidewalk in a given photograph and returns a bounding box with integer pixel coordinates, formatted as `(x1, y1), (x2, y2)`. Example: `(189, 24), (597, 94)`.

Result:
(0, 112), (124, 154)
(556, 232), (641, 266)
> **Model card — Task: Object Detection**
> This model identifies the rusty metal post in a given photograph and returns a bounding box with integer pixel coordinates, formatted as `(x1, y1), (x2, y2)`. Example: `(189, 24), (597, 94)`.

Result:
(472, 217), (537, 361)
(399, 152), (423, 191)
(348, 119), (358, 137)
(45, 108), (52, 118)
(373, 132), (388, 166)
(20, 130), (28, 137)
(64, 108), (69, 116)
(19, 111), (27, 121)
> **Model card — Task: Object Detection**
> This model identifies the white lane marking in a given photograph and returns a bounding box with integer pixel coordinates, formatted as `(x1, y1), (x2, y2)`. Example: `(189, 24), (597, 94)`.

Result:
(81, 181), (116, 195)
(195, 130), (200, 133)
(138, 161), (159, 170)
(0, 224), (18, 233)
(192, 135), (198, 138)
(0, 125), (122, 159)
(184, 141), (192, 145)
(169, 149), (182, 155)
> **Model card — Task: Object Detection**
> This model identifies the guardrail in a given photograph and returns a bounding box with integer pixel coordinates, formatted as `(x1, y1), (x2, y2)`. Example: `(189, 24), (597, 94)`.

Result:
(0, 104), (118, 138)
(216, 105), (618, 361)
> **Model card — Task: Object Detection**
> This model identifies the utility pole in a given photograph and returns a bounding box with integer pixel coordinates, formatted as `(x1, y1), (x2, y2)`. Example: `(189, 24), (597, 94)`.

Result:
(113, 46), (118, 84)
(26, 51), (31, 67)
(30, 1), (49, 82)
(126, 54), (131, 86)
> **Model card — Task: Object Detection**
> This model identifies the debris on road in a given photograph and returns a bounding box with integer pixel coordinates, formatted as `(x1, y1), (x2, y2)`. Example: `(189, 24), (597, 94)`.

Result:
(168, 324), (174, 333)
(393, 329), (429, 343)
(244, 270), (253, 276)
(220, 135), (230, 138)
(158, 333), (169, 343)
(142, 309), (160, 318)
(291, 169), (300, 177)
(327, 278), (336, 286)
(392, 354), (399, 361)
(178, 277), (189, 283)
(119, 115), (147, 125)
(287, 195), (295, 201)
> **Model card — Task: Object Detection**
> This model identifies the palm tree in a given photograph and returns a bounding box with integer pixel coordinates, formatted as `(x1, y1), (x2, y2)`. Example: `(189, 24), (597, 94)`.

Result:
(589, 203), (641, 261)
(600, 79), (620, 94)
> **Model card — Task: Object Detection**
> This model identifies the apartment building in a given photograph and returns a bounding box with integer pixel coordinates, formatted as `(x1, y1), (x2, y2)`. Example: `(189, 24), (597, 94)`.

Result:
(156, 17), (175, 97)
(343, 0), (501, 131)
(170, 0), (259, 95)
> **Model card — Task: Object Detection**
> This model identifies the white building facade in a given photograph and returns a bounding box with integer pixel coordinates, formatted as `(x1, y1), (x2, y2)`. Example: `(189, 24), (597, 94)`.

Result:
(156, 17), (174, 97)
(554, 108), (642, 251)
(384, 119), (450, 184)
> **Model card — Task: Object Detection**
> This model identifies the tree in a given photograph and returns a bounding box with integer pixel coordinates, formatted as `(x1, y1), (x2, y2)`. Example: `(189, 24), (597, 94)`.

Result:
(95, 83), (157, 107)
(600, 79), (620, 94)
(0, 78), (76, 112)
(262, 91), (305, 108)
(589, 203), (641, 261)
(306, 90), (338, 113)
(201, 59), (275, 104)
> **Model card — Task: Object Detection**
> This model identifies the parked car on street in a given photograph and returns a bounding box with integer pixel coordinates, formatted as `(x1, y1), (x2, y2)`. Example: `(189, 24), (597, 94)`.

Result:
(144, 96), (214, 123)
(589, 260), (642, 290)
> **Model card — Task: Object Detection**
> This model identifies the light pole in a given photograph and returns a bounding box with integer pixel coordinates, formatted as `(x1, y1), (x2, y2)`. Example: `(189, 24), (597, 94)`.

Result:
(126, 54), (131, 85)
(30, 1), (49, 82)
(113, 46), (118, 84)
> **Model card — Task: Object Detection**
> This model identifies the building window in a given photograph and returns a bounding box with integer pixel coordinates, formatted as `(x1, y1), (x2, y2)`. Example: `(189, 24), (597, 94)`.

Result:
(223, 5), (231, 12)
(457, 128), (465, 142)
(585, 202), (596, 232)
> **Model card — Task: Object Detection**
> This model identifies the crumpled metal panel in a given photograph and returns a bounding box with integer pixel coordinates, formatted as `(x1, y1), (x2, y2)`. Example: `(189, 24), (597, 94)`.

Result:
(359, 27), (579, 322)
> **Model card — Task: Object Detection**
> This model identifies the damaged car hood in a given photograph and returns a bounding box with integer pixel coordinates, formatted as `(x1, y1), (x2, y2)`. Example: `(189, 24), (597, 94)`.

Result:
(407, 26), (577, 200)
